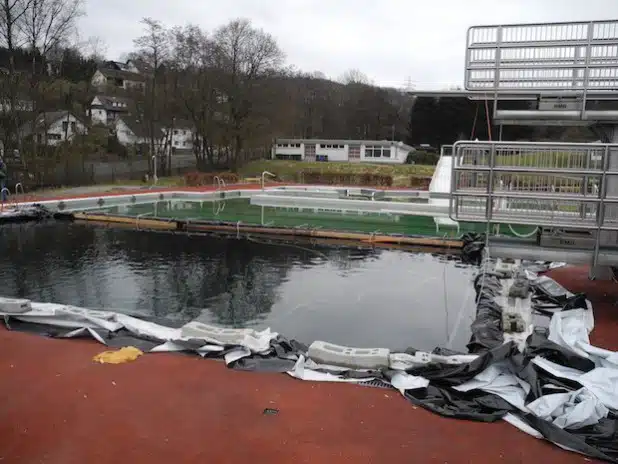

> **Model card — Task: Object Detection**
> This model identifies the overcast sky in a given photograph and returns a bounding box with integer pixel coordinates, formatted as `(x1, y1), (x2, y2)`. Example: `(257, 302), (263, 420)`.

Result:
(79, 0), (615, 89)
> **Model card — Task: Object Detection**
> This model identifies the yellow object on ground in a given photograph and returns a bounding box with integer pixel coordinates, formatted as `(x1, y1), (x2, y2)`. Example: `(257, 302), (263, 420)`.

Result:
(93, 346), (144, 364)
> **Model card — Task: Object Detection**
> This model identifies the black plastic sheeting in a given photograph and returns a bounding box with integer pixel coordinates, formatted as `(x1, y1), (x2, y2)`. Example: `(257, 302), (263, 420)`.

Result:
(3, 233), (618, 462)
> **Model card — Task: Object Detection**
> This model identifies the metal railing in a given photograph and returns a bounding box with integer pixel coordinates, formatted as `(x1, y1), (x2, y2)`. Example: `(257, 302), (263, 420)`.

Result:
(213, 176), (226, 190)
(261, 171), (276, 190)
(0, 187), (10, 212)
(449, 141), (618, 264)
(465, 20), (618, 93)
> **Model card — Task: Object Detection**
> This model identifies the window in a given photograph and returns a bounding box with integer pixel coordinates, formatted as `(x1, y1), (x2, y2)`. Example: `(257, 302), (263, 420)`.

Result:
(365, 146), (390, 158)
(275, 154), (302, 161)
(70, 122), (76, 132)
(320, 144), (344, 149)
(174, 130), (179, 135)
(62, 121), (68, 132)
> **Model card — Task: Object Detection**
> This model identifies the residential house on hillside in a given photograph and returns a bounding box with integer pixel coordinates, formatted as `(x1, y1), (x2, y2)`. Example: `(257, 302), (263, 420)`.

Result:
(91, 66), (145, 91)
(0, 98), (34, 113)
(115, 116), (163, 148)
(89, 95), (132, 125)
(19, 111), (88, 146)
(163, 119), (194, 152)
(115, 116), (195, 154)
(104, 60), (141, 74)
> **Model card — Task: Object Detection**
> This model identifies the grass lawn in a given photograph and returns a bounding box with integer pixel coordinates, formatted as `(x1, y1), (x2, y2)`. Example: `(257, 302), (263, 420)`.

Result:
(237, 160), (436, 187)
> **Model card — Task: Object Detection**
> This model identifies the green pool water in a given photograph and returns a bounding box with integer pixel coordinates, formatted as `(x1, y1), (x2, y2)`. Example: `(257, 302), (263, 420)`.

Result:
(92, 198), (536, 238)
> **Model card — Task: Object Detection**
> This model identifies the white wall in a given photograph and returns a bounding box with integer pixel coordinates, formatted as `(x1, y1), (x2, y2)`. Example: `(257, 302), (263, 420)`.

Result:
(115, 119), (141, 145)
(273, 142), (303, 159)
(91, 107), (107, 125)
(361, 143), (407, 164)
(316, 142), (348, 161)
(44, 114), (87, 146)
(91, 70), (107, 87)
(169, 127), (193, 151)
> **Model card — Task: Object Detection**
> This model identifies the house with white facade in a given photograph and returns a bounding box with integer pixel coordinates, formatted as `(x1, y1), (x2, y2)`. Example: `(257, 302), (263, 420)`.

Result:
(91, 65), (146, 91)
(115, 116), (194, 154)
(163, 119), (194, 152)
(105, 60), (141, 74)
(272, 138), (416, 164)
(19, 111), (88, 146)
(90, 95), (132, 126)
(114, 117), (156, 146)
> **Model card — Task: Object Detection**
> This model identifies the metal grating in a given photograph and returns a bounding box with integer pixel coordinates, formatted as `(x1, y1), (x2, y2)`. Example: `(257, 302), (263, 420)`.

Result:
(358, 379), (396, 390)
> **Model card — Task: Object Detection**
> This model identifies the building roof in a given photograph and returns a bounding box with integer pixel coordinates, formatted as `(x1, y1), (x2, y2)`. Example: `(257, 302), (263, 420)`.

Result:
(91, 95), (133, 111)
(19, 111), (86, 136)
(117, 117), (164, 139)
(96, 67), (146, 82)
(275, 138), (415, 151)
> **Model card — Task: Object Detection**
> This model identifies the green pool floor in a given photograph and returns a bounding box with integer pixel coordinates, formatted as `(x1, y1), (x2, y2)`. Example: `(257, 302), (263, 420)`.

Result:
(92, 198), (536, 238)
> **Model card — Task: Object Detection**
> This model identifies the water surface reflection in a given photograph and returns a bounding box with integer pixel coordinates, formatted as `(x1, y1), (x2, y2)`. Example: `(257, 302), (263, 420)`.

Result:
(0, 223), (477, 351)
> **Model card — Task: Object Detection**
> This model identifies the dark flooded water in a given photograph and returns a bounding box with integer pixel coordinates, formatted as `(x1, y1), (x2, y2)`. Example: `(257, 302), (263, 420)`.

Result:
(0, 222), (478, 351)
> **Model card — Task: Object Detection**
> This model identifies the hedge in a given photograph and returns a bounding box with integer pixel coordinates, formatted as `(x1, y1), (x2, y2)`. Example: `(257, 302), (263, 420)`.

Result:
(184, 171), (239, 187)
(301, 171), (393, 187)
(409, 176), (432, 189)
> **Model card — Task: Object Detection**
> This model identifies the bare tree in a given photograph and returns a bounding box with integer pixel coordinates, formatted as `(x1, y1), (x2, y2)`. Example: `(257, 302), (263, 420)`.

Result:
(169, 24), (223, 169)
(0, 0), (33, 152)
(78, 34), (107, 62)
(133, 17), (169, 171)
(211, 18), (284, 168)
(339, 68), (371, 85)
(19, 0), (83, 71)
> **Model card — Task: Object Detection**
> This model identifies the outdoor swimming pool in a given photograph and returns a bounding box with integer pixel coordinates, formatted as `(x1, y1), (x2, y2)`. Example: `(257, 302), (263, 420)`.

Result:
(0, 222), (478, 351)
(86, 197), (536, 238)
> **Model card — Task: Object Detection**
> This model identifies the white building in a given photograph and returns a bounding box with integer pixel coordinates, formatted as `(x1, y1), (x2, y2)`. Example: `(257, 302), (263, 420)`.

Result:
(91, 66), (145, 91)
(115, 117), (155, 146)
(163, 120), (194, 152)
(272, 139), (415, 164)
(90, 95), (132, 125)
(19, 111), (88, 146)
(115, 117), (194, 154)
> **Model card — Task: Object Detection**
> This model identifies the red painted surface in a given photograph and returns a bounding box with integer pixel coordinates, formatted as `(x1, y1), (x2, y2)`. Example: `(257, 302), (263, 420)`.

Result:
(0, 265), (612, 463)
(0, 328), (596, 464)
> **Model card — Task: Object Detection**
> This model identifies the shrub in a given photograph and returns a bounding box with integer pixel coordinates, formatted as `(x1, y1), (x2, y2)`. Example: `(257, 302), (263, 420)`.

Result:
(301, 171), (393, 187)
(409, 176), (432, 189)
(184, 171), (239, 187)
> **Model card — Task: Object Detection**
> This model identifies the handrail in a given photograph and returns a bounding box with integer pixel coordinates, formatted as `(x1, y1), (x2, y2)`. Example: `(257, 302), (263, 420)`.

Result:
(136, 211), (154, 230)
(213, 176), (226, 191)
(261, 171), (276, 190)
(0, 187), (10, 212)
(14, 183), (24, 210)
(151, 155), (158, 186)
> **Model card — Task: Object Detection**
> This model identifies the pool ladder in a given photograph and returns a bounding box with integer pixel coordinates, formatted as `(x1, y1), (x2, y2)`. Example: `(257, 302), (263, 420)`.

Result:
(0, 187), (9, 212)
(0, 183), (26, 212)
(214, 176), (227, 191)
(261, 171), (276, 190)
